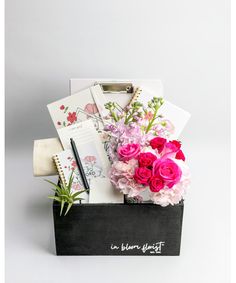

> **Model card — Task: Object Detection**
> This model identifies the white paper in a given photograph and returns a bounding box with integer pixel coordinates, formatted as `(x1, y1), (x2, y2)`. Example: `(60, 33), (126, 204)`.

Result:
(89, 178), (123, 203)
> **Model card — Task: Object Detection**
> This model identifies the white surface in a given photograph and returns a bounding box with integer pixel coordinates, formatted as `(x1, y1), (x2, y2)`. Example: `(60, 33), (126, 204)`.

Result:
(5, 0), (230, 282)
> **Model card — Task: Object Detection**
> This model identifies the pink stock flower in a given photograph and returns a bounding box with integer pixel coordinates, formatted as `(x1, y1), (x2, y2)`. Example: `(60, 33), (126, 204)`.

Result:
(144, 111), (154, 120)
(117, 143), (140, 161)
(152, 158), (182, 188)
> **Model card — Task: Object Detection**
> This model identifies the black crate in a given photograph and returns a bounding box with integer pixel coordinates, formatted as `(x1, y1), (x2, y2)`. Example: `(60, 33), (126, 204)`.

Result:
(53, 201), (184, 256)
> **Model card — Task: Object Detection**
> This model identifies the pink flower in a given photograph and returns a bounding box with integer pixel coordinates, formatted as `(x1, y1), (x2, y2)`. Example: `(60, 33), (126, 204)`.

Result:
(134, 167), (152, 185)
(149, 176), (164, 192)
(72, 183), (81, 191)
(117, 143), (140, 161)
(60, 105), (65, 110)
(84, 103), (98, 114)
(109, 159), (145, 197)
(150, 137), (167, 153)
(84, 156), (96, 163)
(152, 158), (182, 188)
(165, 140), (181, 153)
(67, 112), (77, 123)
(144, 111), (154, 120)
(175, 150), (185, 161)
(138, 152), (157, 168)
(71, 160), (77, 168)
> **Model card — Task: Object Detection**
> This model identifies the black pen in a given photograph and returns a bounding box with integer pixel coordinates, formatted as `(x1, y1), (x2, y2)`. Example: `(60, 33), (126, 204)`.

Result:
(70, 138), (90, 192)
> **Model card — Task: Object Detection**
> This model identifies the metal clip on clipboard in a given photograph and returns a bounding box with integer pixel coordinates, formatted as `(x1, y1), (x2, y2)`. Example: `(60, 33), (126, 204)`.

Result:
(94, 82), (135, 108)
(95, 82), (134, 94)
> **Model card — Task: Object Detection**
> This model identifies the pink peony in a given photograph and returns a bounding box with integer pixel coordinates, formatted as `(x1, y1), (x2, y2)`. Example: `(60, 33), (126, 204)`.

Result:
(152, 158), (182, 188)
(117, 143), (140, 161)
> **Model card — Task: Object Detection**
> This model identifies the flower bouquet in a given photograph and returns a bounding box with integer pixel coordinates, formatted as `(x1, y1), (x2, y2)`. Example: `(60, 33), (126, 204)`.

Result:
(104, 97), (190, 206)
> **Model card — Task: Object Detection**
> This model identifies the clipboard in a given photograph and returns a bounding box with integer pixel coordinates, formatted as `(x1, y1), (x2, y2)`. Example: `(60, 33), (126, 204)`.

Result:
(70, 79), (164, 108)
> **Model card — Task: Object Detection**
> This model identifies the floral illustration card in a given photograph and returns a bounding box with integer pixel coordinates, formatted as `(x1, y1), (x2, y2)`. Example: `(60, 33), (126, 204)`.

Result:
(57, 120), (110, 173)
(47, 85), (106, 132)
(53, 149), (89, 203)
(54, 144), (107, 204)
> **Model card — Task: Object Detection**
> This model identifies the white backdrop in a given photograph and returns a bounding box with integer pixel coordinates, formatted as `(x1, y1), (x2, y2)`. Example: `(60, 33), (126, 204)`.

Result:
(6, 0), (230, 282)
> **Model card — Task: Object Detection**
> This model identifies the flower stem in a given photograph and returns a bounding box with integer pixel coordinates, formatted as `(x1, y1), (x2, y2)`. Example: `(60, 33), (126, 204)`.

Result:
(145, 107), (158, 133)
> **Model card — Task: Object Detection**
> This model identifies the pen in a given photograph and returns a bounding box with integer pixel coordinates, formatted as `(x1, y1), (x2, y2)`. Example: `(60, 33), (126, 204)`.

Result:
(70, 138), (90, 192)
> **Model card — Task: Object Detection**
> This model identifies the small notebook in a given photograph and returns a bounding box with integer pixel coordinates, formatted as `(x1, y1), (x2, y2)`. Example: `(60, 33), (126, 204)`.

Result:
(53, 149), (89, 203)
(57, 120), (110, 170)
(47, 85), (107, 132)
(128, 87), (191, 139)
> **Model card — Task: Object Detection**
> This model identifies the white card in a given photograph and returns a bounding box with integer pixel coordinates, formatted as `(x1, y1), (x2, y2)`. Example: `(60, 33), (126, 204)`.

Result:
(158, 100), (191, 139)
(47, 85), (105, 132)
(134, 87), (190, 139)
(57, 120), (110, 173)
(89, 178), (124, 203)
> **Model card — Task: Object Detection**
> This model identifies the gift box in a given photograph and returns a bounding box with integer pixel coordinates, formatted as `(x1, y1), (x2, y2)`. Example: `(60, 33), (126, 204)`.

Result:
(34, 79), (190, 256)
(53, 200), (184, 256)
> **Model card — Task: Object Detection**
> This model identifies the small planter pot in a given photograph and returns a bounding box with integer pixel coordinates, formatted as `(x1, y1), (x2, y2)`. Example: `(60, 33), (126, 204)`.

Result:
(53, 201), (184, 256)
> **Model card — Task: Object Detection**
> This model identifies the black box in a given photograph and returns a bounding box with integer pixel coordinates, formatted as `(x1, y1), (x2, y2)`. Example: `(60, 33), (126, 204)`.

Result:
(53, 201), (184, 256)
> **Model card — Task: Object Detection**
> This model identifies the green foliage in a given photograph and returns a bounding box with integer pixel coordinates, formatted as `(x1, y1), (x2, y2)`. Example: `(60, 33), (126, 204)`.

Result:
(45, 173), (87, 216)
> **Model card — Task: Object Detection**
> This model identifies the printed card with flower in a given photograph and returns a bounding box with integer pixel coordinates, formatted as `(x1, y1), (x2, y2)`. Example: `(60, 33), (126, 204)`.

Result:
(47, 85), (107, 132)
(53, 149), (89, 203)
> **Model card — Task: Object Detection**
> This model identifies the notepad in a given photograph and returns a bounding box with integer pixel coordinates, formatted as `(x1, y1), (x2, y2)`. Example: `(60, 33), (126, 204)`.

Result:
(47, 85), (106, 132)
(53, 149), (89, 203)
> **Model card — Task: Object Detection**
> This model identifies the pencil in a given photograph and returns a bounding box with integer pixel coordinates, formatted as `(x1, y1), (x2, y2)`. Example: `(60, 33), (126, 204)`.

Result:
(70, 138), (90, 192)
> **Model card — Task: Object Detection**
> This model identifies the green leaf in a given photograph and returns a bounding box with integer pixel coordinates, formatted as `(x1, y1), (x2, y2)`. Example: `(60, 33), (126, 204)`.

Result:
(64, 203), (73, 216)
(68, 172), (74, 192)
(48, 196), (61, 202)
(60, 201), (65, 216)
(44, 179), (62, 191)
(72, 190), (88, 198)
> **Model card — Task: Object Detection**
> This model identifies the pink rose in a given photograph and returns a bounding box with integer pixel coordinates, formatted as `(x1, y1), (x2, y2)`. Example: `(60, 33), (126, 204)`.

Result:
(153, 158), (182, 188)
(138, 152), (157, 168)
(175, 150), (185, 161)
(164, 140), (181, 153)
(134, 167), (152, 185)
(117, 143), (140, 161)
(149, 176), (164, 192)
(150, 137), (167, 153)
